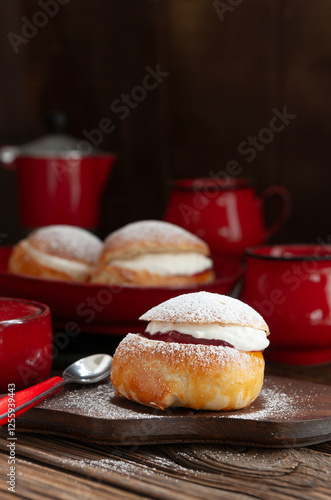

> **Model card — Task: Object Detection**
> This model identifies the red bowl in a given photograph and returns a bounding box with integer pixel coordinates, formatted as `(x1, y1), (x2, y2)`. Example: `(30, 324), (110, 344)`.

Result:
(0, 247), (243, 335)
(0, 297), (52, 392)
(240, 244), (331, 366)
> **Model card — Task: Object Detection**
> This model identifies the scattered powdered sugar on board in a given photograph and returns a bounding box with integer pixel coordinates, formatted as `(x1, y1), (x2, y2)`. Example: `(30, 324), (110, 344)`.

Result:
(37, 381), (163, 420)
(140, 291), (268, 331)
(36, 376), (319, 424)
(231, 378), (314, 421)
(30, 225), (102, 263)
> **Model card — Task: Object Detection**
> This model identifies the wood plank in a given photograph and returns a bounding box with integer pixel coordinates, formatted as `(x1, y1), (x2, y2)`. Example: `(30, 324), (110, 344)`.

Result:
(7, 376), (331, 448)
(1, 0), (331, 248)
(0, 450), (144, 500)
(276, 0), (331, 243)
(159, 0), (280, 183)
(0, 433), (330, 500)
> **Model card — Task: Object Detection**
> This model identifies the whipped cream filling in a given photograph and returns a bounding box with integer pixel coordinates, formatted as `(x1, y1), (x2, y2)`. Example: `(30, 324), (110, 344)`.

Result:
(24, 241), (91, 279)
(145, 321), (270, 351)
(111, 252), (213, 276)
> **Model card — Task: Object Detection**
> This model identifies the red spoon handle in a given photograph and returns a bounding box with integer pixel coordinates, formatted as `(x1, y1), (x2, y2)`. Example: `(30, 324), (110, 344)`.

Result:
(0, 376), (64, 426)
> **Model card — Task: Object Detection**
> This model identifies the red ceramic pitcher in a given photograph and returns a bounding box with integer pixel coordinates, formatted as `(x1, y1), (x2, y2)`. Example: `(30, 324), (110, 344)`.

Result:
(0, 133), (116, 228)
(164, 178), (291, 257)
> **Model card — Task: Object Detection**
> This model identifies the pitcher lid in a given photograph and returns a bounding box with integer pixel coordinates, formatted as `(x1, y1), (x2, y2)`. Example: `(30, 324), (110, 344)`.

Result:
(18, 133), (105, 158)
(4, 111), (107, 159)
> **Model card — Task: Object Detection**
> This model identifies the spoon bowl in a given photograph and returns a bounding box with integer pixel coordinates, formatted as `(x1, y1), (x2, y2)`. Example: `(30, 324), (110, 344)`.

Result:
(63, 354), (113, 384)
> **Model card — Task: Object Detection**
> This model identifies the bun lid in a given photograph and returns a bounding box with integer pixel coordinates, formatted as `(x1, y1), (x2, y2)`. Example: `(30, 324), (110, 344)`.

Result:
(28, 225), (102, 264)
(140, 291), (269, 334)
(100, 220), (211, 262)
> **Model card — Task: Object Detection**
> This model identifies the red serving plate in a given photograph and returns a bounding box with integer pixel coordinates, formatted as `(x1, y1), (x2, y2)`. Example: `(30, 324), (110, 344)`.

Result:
(0, 247), (242, 334)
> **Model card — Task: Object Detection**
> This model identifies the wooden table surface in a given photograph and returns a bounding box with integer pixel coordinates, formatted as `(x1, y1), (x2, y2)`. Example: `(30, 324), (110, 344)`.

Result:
(0, 336), (330, 500)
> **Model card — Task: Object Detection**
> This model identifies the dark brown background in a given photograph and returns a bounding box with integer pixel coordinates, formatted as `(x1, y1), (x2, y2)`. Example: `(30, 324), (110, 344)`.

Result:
(0, 0), (330, 246)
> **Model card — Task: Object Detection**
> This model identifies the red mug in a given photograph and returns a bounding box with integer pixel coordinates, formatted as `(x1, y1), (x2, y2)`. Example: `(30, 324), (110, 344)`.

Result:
(240, 244), (331, 366)
(0, 134), (117, 228)
(0, 297), (53, 392)
(164, 178), (291, 257)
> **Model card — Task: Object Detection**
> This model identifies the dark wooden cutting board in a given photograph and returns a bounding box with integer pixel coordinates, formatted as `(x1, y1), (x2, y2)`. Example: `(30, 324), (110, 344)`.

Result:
(16, 375), (331, 448)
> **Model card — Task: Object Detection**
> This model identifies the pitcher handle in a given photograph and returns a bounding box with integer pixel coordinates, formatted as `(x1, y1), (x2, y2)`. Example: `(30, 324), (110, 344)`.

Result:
(261, 185), (291, 239)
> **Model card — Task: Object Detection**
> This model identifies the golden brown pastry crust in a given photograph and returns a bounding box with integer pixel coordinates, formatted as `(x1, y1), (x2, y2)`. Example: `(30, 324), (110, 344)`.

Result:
(98, 220), (210, 263)
(91, 220), (214, 287)
(8, 241), (79, 282)
(111, 333), (265, 411)
(8, 225), (102, 282)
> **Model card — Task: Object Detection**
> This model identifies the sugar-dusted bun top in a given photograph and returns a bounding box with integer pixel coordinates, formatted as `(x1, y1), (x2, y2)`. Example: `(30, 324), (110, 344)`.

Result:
(99, 220), (211, 262)
(27, 225), (102, 264)
(140, 291), (269, 333)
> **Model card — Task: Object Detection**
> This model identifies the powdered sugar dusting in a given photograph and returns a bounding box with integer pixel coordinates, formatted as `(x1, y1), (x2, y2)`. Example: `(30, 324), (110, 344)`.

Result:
(37, 381), (158, 420)
(231, 378), (315, 421)
(104, 220), (209, 250)
(140, 291), (269, 332)
(36, 375), (323, 425)
(30, 225), (102, 263)
(117, 333), (247, 372)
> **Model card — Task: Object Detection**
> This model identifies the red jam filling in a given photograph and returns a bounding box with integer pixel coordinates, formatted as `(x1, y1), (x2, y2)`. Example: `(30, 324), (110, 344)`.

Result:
(141, 330), (234, 347)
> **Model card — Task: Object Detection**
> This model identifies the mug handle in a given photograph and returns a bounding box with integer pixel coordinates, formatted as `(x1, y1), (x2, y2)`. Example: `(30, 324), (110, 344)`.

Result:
(261, 185), (291, 239)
